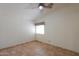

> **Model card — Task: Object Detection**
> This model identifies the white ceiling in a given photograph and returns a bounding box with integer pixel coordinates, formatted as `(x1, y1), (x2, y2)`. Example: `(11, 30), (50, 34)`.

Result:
(0, 3), (39, 9)
(0, 3), (79, 21)
(0, 3), (42, 21)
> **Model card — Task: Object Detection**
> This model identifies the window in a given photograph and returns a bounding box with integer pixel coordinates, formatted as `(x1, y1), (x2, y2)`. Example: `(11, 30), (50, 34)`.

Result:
(35, 22), (45, 34)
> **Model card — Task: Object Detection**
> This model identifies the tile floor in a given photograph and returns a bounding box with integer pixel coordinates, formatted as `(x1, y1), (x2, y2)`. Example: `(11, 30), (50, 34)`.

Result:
(0, 40), (79, 56)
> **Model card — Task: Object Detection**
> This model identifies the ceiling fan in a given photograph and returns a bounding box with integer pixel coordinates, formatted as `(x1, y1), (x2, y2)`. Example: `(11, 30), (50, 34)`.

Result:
(24, 3), (53, 10)
(38, 3), (53, 8)
(38, 3), (53, 10)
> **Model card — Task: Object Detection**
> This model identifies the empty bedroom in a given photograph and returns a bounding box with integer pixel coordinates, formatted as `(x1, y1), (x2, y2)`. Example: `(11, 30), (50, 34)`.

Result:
(0, 3), (79, 56)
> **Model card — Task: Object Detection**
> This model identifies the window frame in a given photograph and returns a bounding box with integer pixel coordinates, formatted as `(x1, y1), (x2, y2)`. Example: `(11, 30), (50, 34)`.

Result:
(35, 22), (45, 35)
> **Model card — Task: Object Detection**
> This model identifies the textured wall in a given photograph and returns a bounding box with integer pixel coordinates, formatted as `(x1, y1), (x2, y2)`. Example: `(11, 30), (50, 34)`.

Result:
(0, 4), (36, 49)
(34, 4), (79, 52)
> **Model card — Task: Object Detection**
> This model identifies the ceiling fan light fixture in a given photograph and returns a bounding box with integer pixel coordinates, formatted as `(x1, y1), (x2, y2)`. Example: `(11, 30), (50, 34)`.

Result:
(39, 6), (43, 10)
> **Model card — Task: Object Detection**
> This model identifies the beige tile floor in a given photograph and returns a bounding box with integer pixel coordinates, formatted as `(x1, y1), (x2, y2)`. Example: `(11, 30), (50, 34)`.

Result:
(0, 40), (79, 56)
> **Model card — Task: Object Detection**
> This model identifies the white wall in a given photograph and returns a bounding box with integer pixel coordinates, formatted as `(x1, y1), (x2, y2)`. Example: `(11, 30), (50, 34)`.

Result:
(0, 4), (37, 49)
(34, 4), (79, 52)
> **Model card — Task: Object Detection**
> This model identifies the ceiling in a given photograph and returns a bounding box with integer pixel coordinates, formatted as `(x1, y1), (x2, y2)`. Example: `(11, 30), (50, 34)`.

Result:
(0, 3), (79, 21)
(0, 3), (42, 21)
(0, 3), (39, 9)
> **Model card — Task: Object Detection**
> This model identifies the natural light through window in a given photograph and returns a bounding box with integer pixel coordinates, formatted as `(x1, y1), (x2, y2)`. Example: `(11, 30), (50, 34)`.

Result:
(36, 25), (44, 34)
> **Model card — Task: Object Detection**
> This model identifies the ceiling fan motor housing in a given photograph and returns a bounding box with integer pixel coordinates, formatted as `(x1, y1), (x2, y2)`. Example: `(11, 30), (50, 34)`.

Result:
(39, 3), (53, 8)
